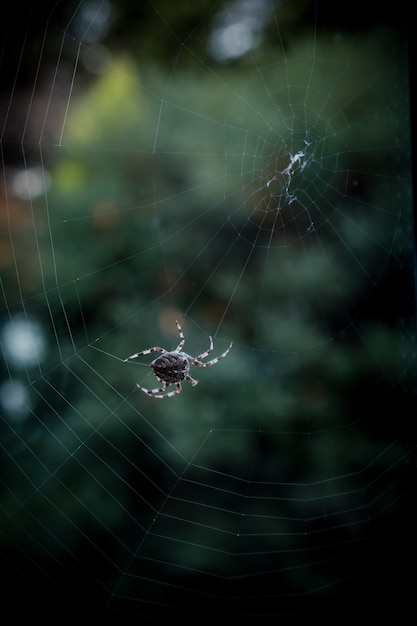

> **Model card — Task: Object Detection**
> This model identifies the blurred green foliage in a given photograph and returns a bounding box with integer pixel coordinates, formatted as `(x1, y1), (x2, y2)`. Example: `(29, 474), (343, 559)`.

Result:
(0, 1), (414, 619)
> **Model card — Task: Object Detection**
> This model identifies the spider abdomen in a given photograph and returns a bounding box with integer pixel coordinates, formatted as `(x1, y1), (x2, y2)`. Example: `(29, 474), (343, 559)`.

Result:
(151, 352), (189, 384)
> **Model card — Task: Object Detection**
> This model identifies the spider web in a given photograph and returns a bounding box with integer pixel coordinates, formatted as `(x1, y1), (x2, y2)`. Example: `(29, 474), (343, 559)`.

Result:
(1, 0), (415, 622)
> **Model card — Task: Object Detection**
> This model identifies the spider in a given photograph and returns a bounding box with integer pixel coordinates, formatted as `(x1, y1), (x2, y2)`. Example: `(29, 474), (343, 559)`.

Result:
(124, 319), (233, 398)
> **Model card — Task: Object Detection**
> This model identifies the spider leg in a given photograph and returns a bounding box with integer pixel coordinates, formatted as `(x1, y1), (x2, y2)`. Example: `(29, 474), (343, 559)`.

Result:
(195, 336), (214, 360)
(174, 318), (185, 352)
(191, 341), (233, 367)
(124, 346), (166, 362)
(185, 374), (198, 386)
(137, 381), (182, 399)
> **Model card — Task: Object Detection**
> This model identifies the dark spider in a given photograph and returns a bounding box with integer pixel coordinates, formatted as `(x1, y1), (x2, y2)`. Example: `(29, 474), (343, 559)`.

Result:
(124, 319), (233, 398)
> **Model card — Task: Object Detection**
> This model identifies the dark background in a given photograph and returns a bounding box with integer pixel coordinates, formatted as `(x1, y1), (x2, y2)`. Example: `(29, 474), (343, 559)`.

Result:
(1, 1), (415, 622)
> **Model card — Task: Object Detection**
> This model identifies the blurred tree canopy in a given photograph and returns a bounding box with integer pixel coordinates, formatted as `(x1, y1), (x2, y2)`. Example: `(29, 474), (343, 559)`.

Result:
(0, 0), (414, 621)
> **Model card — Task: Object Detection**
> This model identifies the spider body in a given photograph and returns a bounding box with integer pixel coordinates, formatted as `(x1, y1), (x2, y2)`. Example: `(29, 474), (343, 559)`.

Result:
(150, 351), (192, 384)
(124, 319), (233, 398)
